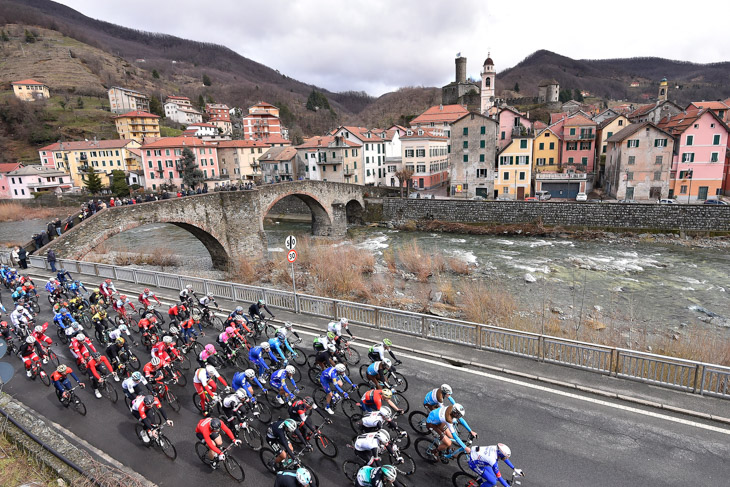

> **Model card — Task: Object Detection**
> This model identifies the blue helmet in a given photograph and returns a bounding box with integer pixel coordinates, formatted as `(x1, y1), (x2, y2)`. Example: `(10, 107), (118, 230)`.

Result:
(60, 307), (68, 314)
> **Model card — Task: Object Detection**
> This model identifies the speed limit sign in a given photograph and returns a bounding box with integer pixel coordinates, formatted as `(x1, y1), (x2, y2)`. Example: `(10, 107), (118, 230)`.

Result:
(287, 250), (298, 263)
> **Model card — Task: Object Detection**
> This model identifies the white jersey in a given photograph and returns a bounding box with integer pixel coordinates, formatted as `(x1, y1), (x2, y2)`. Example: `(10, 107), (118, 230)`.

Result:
(193, 365), (219, 384)
(361, 411), (385, 429)
(327, 321), (343, 336)
(222, 394), (242, 409)
(122, 376), (147, 393)
(470, 445), (498, 466)
(108, 326), (131, 341)
(354, 432), (382, 452)
(199, 296), (214, 307)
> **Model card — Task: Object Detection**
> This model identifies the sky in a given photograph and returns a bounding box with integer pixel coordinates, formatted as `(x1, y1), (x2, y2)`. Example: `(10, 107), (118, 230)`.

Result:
(55, 0), (730, 97)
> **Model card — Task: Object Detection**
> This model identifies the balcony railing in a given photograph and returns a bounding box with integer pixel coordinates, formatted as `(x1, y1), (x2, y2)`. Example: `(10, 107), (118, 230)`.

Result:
(564, 132), (595, 141)
(535, 172), (588, 180)
(317, 157), (343, 165)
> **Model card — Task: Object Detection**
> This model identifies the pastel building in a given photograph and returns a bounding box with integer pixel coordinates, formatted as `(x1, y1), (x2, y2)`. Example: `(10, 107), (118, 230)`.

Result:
(295, 136), (361, 184)
(496, 135), (533, 200)
(217, 139), (271, 181)
(0, 162), (23, 199)
(242, 102), (284, 141)
(560, 113), (597, 173)
(114, 111), (161, 143)
(448, 112), (498, 199)
(12, 79), (50, 101)
(141, 137), (221, 190)
(532, 125), (562, 173)
(108, 87), (150, 114)
(410, 104), (469, 138)
(498, 107), (533, 150)
(401, 128), (449, 190)
(6, 165), (73, 199)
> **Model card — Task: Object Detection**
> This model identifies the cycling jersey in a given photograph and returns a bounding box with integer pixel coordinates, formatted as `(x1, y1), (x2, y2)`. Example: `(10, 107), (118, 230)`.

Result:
(196, 417), (235, 455)
(427, 406), (468, 450)
(270, 369), (297, 394)
(360, 389), (387, 411)
(356, 466), (388, 487)
(320, 366), (353, 395)
(248, 346), (270, 376)
(268, 336), (288, 362)
(274, 471), (302, 487)
(361, 411), (388, 429)
(121, 377), (149, 397)
(468, 445), (516, 487)
(131, 395), (166, 430)
(231, 371), (263, 398)
(51, 368), (81, 394)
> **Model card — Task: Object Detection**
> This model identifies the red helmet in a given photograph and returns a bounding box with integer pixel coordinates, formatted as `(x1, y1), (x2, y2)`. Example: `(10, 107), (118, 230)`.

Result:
(105, 278), (111, 283)
(144, 288), (150, 294)
(120, 294), (127, 300)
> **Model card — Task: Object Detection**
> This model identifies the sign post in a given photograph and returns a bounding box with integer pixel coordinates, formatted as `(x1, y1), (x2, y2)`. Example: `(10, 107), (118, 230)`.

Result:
(285, 236), (299, 312)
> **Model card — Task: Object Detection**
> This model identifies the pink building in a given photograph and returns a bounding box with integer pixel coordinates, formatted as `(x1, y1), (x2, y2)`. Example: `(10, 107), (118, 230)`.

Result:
(141, 136), (221, 191)
(558, 113), (597, 173)
(658, 108), (729, 202)
(0, 162), (23, 199)
(498, 107), (533, 150)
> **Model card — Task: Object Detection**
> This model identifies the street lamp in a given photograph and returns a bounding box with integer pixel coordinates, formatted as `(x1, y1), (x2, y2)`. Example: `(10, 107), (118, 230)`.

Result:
(686, 168), (693, 204)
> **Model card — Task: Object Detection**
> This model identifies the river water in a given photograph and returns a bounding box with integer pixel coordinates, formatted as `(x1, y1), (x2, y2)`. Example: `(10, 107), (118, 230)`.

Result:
(4, 219), (729, 342)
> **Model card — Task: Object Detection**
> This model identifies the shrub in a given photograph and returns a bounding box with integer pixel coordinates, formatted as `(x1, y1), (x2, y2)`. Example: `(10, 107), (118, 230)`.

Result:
(398, 240), (431, 282)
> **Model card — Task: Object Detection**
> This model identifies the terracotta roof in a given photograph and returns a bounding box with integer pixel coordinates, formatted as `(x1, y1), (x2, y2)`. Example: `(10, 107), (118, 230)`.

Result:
(296, 136), (361, 149)
(629, 103), (658, 118)
(410, 104), (469, 126)
(39, 140), (137, 151)
(260, 147), (298, 162)
(606, 122), (671, 143)
(128, 148), (142, 157)
(114, 110), (159, 119)
(0, 162), (22, 173)
(400, 128), (448, 140)
(688, 101), (729, 111)
(452, 111), (494, 125)
(564, 114), (596, 127)
(249, 102), (278, 109)
(217, 140), (271, 148)
(11, 79), (46, 86)
(656, 108), (730, 135)
(257, 134), (291, 145)
(533, 121), (548, 130)
(141, 137), (217, 148)
(550, 113), (567, 125)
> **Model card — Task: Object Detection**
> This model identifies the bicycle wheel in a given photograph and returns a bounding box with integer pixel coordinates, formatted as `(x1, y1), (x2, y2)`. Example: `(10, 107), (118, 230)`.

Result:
(48, 350), (60, 367)
(356, 383), (370, 398)
(79, 314), (92, 330)
(72, 397), (87, 416)
(192, 392), (203, 413)
(456, 452), (471, 474)
(393, 393), (410, 414)
(343, 347), (360, 365)
(393, 451), (416, 476)
(313, 389), (328, 410)
(358, 364), (368, 381)
(127, 352), (140, 371)
(242, 426), (263, 451)
(342, 459), (362, 482)
(291, 347), (307, 367)
(39, 368), (50, 386)
(408, 411), (429, 434)
(210, 316), (224, 332)
(263, 324), (277, 339)
(177, 354), (191, 371)
(314, 432), (338, 458)
(172, 368), (187, 387)
(153, 310), (165, 325)
(259, 447), (277, 474)
(234, 353), (248, 370)
(414, 438), (438, 463)
(129, 318), (140, 333)
(189, 341), (204, 357)
(392, 373), (408, 393)
(31, 300), (40, 314)
(252, 400), (271, 423)
(342, 398), (359, 418)
(394, 429), (410, 450)
(349, 413), (363, 434)
(195, 441), (210, 464)
(157, 434), (177, 461)
(307, 367), (321, 386)
(224, 454), (245, 483)
(101, 381), (118, 403)
(166, 391), (181, 412)
(452, 472), (480, 487)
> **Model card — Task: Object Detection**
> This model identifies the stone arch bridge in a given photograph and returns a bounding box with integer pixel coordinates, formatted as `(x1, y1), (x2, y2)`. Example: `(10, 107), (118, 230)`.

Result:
(43, 181), (374, 269)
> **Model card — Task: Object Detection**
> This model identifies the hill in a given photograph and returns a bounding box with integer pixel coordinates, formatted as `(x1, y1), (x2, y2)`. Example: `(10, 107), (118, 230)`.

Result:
(497, 50), (730, 105)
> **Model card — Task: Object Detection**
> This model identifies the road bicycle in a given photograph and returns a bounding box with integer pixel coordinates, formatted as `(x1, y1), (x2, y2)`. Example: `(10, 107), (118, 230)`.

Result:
(135, 423), (176, 460)
(291, 419), (338, 458)
(359, 363), (408, 393)
(193, 305), (224, 331)
(356, 383), (410, 414)
(195, 439), (244, 482)
(336, 335), (361, 365)
(38, 343), (59, 367)
(220, 409), (263, 451)
(342, 441), (415, 485)
(192, 389), (223, 417)
(313, 386), (359, 418)
(28, 359), (50, 386)
(452, 470), (524, 487)
(57, 384), (86, 416)
(151, 377), (181, 412)
(137, 304), (165, 325)
(259, 444), (319, 486)
(414, 429), (475, 473)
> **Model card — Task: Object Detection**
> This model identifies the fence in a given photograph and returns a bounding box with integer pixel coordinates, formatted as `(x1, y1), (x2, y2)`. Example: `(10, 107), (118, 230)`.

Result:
(12, 253), (730, 401)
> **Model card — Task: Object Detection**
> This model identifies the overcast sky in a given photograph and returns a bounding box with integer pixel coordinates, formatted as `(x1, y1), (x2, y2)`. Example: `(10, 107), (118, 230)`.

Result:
(56, 0), (730, 97)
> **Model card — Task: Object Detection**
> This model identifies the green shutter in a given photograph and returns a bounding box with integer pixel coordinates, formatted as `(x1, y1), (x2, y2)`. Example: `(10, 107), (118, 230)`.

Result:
(480, 140), (485, 148)
(480, 126), (486, 134)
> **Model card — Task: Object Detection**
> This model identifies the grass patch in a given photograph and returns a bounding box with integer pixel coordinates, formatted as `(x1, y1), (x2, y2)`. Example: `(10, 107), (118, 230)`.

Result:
(0, 434), (57, 487)
(398, 240), (432, 282)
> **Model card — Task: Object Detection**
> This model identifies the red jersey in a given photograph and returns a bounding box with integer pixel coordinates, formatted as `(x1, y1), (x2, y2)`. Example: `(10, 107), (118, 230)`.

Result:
(195, 418), (235, 454)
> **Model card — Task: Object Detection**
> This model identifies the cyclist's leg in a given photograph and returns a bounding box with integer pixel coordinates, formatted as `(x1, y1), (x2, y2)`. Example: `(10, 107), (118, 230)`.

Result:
(479, 469), (498, 487)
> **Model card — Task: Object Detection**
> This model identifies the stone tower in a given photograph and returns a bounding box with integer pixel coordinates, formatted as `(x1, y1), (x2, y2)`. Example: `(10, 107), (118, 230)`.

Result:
(481, 53), (496, 114)
(658, 77), (668, 102)
(455, 56), (467, 84)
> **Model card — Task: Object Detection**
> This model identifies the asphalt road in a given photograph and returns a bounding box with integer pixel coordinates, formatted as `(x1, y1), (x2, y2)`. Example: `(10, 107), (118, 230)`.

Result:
(2, 275), (730, 487)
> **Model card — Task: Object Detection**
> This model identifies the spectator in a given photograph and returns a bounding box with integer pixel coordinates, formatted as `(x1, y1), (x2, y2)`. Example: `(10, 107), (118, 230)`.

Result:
(54, 219), (62, 236)
(48, 249), (57, 273)
(10, 246), (19, 266)
(47, 221), (56, 241)
(65, 215), (74, 231)
(18, 246), (27, 269)
(32, 233), (43, 251)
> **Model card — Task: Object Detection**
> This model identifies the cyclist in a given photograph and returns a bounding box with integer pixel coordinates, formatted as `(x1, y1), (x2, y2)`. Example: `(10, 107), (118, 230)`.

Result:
(91, 305), (112, 337)
(227, 305), (247, 323)
(0, 321), (13, 346)
(31, 323), (53, 350)
(99, 278), (117, 301)
(231, 368), (267, 399)
(249, 298), (274, 322)
(193, 364), (228, 414)
(138, 312), (162, 346)
(366, 359), (393, 390)
(179, 284), (197, 306)
(368, 339), (401, 366)
(320, 363), (355, 414)
(312, 332), (334, 353)
(20, 335), (43, 377)
(45, 278), (62, 298)
(288, 396), (328, 440)
(137, 288), (160, 309)
(179, 314), (204, 342)
(356, 465), (398, 487)
(354, 429), (400, 467)
(426, 403), (471, 455)
(274, 328), (298, 358)
(195, 417), (240, 469)
(270, 365), (299, 405)
(106, 337), (130, 373)
(220, 388), (255, 431)
(468, 444), (523, 487)
(107, 323), (135, 346)
(11, 286), (28, 304)
(151, 336), (176, 367)
(51, 364), (85, 404)
(361, 406), (403, 435)
(142, 356), (164, 384)
(276, 321), (301, 343)
(167, 302), (188, 326)
(56, 268), (73, 284)
(275, 468), (313, 487)
(66, 280), (87, 297)
(265, 418), (305, 467)
(198, 343), (219, 368)
(85, 352), (115, 398)
(230, 314), (252, 335)
(122, 371), (153, 401)
(198, 291), (217, 310)
(112, 294), (136, 317)
(327, 317), (353, 350)
(314, 343), (338, 371)
(268, 333), (292, 364)
(88, 288), (106, 306)
(360, 388), (403, 414)
(10, 304), (33, 335)
(132, 395), (173, 444)
(248, 342), (271, 383)
(217, 326), (239, 359)
(54, 307), (82, 340)
(424, 384), (454, 411)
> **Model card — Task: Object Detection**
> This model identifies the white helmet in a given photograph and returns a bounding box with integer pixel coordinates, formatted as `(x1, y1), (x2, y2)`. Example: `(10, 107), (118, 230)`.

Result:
(327, 344), (336, 353)
(150, 356), (161, 366)
(205, 364), (217, 376)
(440, 384), (452, 395)
(76, 333), (86, 341)
(235, 389), (247, 400)
(379, 406), (392, 420)
(118, 324), (128, 333)
(185, 284), (193, 291)
(244, 369), (255, 379)
(335, 363), (347, 375)
(382, 358), (392, 369)
(162, 336), (173, 344)
(34, 325), (43, 333)
(376, 429), (390, 444)
(285, 365), (296, 375)
(451, 403), (465, 419)
(169, 326), (179, 334)
(261, 342), (270, 350)
(26, 335), (35, 344)
(339, 317), (349, 326)
(15, 305), (23, 312)
(497, 443), (511, 458)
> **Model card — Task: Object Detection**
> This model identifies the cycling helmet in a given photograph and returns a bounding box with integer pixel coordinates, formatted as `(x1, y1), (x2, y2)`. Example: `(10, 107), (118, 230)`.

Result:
(284, 322), (293, 330)
(335, 363), (347, 375)
(382, 358), (392, 369)
(34, 325), (43, 333)
(210, 418), (222, 431)
(26, 335), (35, 344)
(60, 307), (68, 314)
(383, 338), (392, 347)
(9, 268), (15, 272)
(105, 278), (111, 283)
(15, 286), (22, 293)
(150, 356), (161, 367)
(131, 371), (142, 382)
(451, 403), (465, 419)
(381, 389), (393, 399)
(326, 344), (336, 353)
(206, 292), (213, 298)
(303, 396), (314, 407)
(162, 336), (173, 344)
(57, 364), (67, 374)
(340, 317), (349, 326)
(376, 429), (390, 444)
(205, 364), (217, 376)
(440, 384), (452, 395)
(120, 294), (127, 300)
(276, 331), (286, 341)
(169, 326), (179, 334)
(143, 395), (154, 407)
(244, 369), (255, 379)
(282, 418), (297, 432)
(235, 389), (247, 400)
(0, 321), (7, 327)
(235, 306), (243, 313)
(118, 324), (128, 333)
(497, 443), (511, 458)
(144, 288), (150, 294)
(116, 337), (125, 346)
(380, 406), (392, 419)
(326, 331), (335, 340)
(296, 467), (312, 485)
(225, 326), (235, 335)
(261, 342), (270, 350)
(76, 333), (86, 341)
(381, 465), (398, 482)
(204, 344), (215, 354)
(92, 352), (101, 360)
(146, 312), (154, 319)
(15, 305), (23, 312)
(185, 284), (193, 291)
(285, 365), (296, 375)
(257, 299), (265, 305)
(234, 315), (244, 323)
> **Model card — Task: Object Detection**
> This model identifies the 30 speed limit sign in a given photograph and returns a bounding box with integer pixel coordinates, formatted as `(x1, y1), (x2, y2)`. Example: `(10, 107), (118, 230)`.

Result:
(287, 250), (298, 263)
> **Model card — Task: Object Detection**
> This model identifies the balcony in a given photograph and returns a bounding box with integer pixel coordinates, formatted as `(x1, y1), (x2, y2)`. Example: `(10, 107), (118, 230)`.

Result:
(563, 131), (595, 141)
(343, 167), (356, 176)
(535, 172), (587, 180)
(316, 157), (343, 165)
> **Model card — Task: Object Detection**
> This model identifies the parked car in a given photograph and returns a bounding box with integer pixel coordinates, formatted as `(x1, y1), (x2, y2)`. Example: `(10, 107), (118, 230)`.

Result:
(524, 196), (537, 201)
(472, 196), (486, 201)
(703, 198), (728, 205)
(534, 190), (552, 201)
(618, 199), (637, 204)
(575, 192), (587, 202)
(658, 198), (677, 204)
(408, 192), (420, 199)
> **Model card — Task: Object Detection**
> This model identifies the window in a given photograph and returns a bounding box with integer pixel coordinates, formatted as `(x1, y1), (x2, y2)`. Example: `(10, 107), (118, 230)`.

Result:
(713, 134), (721, 145)
(479, 154), (485, 162)
(405, 149), (414, 158)
(480, 140), (485, 148)
(463, 155), (468, 162)
(628, 156), (635, 165)
(568, 157), (574, 164)
(686, 135), (693, 146)
(463, 141), (468, 149)
(581, 157), (588, 165)
(618, 119), (624, 126)
(627, 140), (639, 148)
(626, 172), (633, 181)
(503, 172), (510, 181)
(607, 132), (613, 139)
(519, 172), (526, 181)
(655, 155), (663, 165)
(549, 157), (554, 165)
(500, 131), (505, 140)
(680, 185), (687, 194)
(463, 127), (468, 136)
(654, 138), (667, 147)
(539, 143), (544, 150)
(682, 153), (695, 162)
(580, 142), (591, 150)
(477, 169), (488, 178)
(520, 140), (527, 149)
(480, 126), (485, 135)
(566, 142), (577, 151)
(569, 128), (576, 136)
(654, 171), (662, 181)
(502, 187), (508, 194)
(417, 165), (426, 173)
(711, 152), (719, 162)
(416, 149), (425, 157)
(549, 142), (555, 150)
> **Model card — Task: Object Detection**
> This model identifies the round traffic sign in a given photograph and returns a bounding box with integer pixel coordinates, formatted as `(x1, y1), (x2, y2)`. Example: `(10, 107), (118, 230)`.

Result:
(287, 250), (298, 263)
(285, 235), (297, 250)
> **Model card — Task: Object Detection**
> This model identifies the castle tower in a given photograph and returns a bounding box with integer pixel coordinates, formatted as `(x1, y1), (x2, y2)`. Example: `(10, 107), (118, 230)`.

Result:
(481, 53), (496, 114)
(455, 56), (467, 84)
(658, 77), (668, 102)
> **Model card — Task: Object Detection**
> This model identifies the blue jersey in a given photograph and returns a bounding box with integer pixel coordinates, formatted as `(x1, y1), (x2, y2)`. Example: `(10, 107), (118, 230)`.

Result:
(270, 369), (287, 387)
(54, 312), (76, 327)
(249, 346), (264, 361)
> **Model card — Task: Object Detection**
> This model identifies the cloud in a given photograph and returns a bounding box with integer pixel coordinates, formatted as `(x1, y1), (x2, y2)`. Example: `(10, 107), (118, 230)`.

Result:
(55, 0), (730, 96)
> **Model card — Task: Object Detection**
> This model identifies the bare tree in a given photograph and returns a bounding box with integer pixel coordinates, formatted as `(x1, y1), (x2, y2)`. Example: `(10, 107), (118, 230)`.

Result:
(394, 168), (414, 198)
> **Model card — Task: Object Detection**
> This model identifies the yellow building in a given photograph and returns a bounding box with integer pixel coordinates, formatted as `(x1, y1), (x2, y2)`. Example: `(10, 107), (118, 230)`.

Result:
(532, 127), (561, 174)
(114, 110), (161, 143)
(38, 139), (141, 187)
(495, 135), (533, 200)
(597, 115), (630, 156)
(11, 79), (50, 101)
(217, 140), (271, 181)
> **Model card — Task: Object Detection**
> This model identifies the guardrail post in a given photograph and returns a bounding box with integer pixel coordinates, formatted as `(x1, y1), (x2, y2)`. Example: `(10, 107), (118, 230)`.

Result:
(475, 325), (482, 349)
(332, 301), (338, 321)
(538, 335), (545, 362)
(421, 316), (427, 339)
(293, 292), (300, 314)
(374, 308), (380, 329)
(699, 367), (707, 396)
(112, 266), (118, 280)
(692, 364), (702, 394)
(611, 349), (620, 377)
(93, 264), (99, 277)
(154, 272), (160, 288)
(204, 281), (211, 295)
(230, 284), (235, 302)
(177, 276), (182, 292)
(132, 270), (138, 284)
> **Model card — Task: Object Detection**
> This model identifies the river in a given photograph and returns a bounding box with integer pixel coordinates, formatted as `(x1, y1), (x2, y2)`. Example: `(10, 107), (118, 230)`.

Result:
(3, 219), (729, 345)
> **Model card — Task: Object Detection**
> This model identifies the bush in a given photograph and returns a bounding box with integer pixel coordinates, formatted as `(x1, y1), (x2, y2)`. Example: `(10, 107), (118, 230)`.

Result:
(398, 240), (432, 282)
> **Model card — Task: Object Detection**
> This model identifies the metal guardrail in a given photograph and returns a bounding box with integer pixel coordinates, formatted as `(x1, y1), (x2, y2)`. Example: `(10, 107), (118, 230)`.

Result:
(6, 251), (730, 400)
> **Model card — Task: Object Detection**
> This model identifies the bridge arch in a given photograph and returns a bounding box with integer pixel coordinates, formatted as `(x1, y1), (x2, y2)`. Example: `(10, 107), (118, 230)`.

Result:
(262, 192), (334, 236)
(345, 199), (364, 224)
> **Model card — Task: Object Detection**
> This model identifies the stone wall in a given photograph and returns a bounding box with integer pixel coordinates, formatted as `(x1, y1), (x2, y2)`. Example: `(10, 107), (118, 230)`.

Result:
(382, 199), (730, 232)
